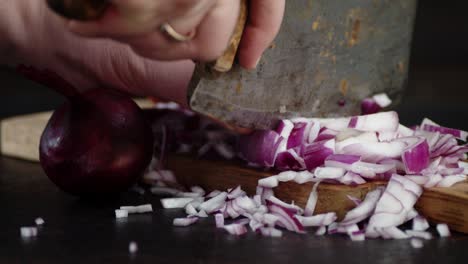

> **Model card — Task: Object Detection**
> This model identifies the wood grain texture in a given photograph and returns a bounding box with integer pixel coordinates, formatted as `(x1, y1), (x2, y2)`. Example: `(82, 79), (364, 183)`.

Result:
(168, 155), (468, 234)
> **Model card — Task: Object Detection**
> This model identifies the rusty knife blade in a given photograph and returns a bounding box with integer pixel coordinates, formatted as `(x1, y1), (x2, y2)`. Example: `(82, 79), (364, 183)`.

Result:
(188, 0), (417, 130)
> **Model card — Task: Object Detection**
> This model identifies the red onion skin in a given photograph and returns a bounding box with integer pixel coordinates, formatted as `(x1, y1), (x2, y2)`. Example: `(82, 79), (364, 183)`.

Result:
(40, 88), (154, 196)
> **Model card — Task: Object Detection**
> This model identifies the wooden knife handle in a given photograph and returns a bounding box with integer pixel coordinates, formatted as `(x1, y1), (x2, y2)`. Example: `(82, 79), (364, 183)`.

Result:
(46, 0), (248, 72)
(211, 0), (248, 73)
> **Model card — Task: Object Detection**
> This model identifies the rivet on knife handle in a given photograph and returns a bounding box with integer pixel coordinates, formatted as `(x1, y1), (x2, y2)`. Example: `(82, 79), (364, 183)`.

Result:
(46, 0), (109, 21)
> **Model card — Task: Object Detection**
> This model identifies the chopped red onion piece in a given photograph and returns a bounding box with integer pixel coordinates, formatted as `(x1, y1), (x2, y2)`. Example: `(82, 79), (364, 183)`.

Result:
(115, 209), (129, 219)
(459, 161), (468, 174)
(239, 130), (284, 167)
(215, 213), (225, 228)
(348, 112), (399, 132)
(431, 135), (458, 158)
(223, 224), (248, 236)
(276, 171), (298, 182)
(327, 222), (338, 234)
(275, 149), (306, 170)
(330, 224), (360, 235)
(414, 130), (440, 151)
(412, 215), (429, 231)
(294, 171), (315, 184)
(422, 121), (468, 141)
(260, 188), (275, 204)
(234, 218), (250, 226)
(190, 186), (205, 196)
(20, 227), (38, 238)
(325, 154), (361, 170)
(173, 217), (199, 227)
(436, 175), (467, 187)
(405, 209), (419, 222)
(185, 203), (198, 216)
(411, 238), (423, 248)
(336, 131), (379, 153)
(346, 195), (362, 206)
(177, 192), (204, 198)
(150, 186), (181, 196)
(361, 98), (382, 115)
(406, 230), (432, 240)
(287, 122), (311, 149)
(316, 128), (339, 141)
(197, 210), (208, 218)
(120, 204), (153, 214)
(308, 122), (321, 143)
(421, 157), (442, 175)
(343, 141), (406, 162)
(276, 120), (294, 139)
(227, 186), (246, 199)
(266, 196), (303, 215)
(424, 174), (443, 188)
(398, 125), (415, 137)
(315, 226), (327, 236)
(266, 198), (304, 233)
(349, 230), (366, 241)
(405, 175), (429, 185)
(295, 212), (337, 227)
(225, 202), (239, 218)
(340, 187), (384, 226)
(380, 227), (409, 239)
(314, 167), (346, 179)
(335, 128), (367, 141)
(350, 162), (395, 179)
(312, 117), (351, 131)
(263, 213), (280, 226)
(366, 175), (422, 235)
(234, 196), (257, 214)
(206, 190), (222, 198)
(380, 158), (406, 174)
(213, 142), (235, 160)
(200, 192), (228, 214)
(401, 137), (430, 174)
(249, 219), (263, 232)
(304, 181), (321, 216)
(260, 227), (283, 237)
(301, 139), (335, 170)
(35, 217), (45, 226)
(339, 172), (367, 185)
(258, 176), (279, 188)
(161, 198), (195, 209)
(129, 241), (138, 254)
(373, 93), (392, 107)
(436, 223), (451, 237)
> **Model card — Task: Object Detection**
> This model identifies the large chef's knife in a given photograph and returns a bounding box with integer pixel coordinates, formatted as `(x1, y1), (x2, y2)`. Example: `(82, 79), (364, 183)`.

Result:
(46, 0), (417, 129)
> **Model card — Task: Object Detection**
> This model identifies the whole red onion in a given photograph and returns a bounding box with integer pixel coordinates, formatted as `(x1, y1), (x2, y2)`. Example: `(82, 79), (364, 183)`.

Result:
(39, 88), (153, 196)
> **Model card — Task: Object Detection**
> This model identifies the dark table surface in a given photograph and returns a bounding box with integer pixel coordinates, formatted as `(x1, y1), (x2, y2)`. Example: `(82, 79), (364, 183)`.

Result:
(0, 65), (467, 264)
(0, 156), (467, 264)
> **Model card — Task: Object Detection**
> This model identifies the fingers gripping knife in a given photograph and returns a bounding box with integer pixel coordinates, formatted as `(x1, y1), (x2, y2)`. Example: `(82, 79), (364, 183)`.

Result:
(47, 0), (418, 129)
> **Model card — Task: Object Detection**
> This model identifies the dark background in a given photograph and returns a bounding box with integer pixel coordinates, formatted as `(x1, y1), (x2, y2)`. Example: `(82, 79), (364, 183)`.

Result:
(0, 1), (467, 263)
(1, 0), (467, 129)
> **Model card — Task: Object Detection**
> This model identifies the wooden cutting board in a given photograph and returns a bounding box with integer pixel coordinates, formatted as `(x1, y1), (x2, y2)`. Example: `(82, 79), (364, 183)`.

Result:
(1, 110), (467, 234)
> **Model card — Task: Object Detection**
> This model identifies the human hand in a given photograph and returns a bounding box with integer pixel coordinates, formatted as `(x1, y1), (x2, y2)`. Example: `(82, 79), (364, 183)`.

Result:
(65, 0), (285, 69)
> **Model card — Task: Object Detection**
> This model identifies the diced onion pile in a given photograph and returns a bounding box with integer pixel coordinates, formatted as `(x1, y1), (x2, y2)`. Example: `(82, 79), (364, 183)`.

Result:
(139, 97), (467, 244)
